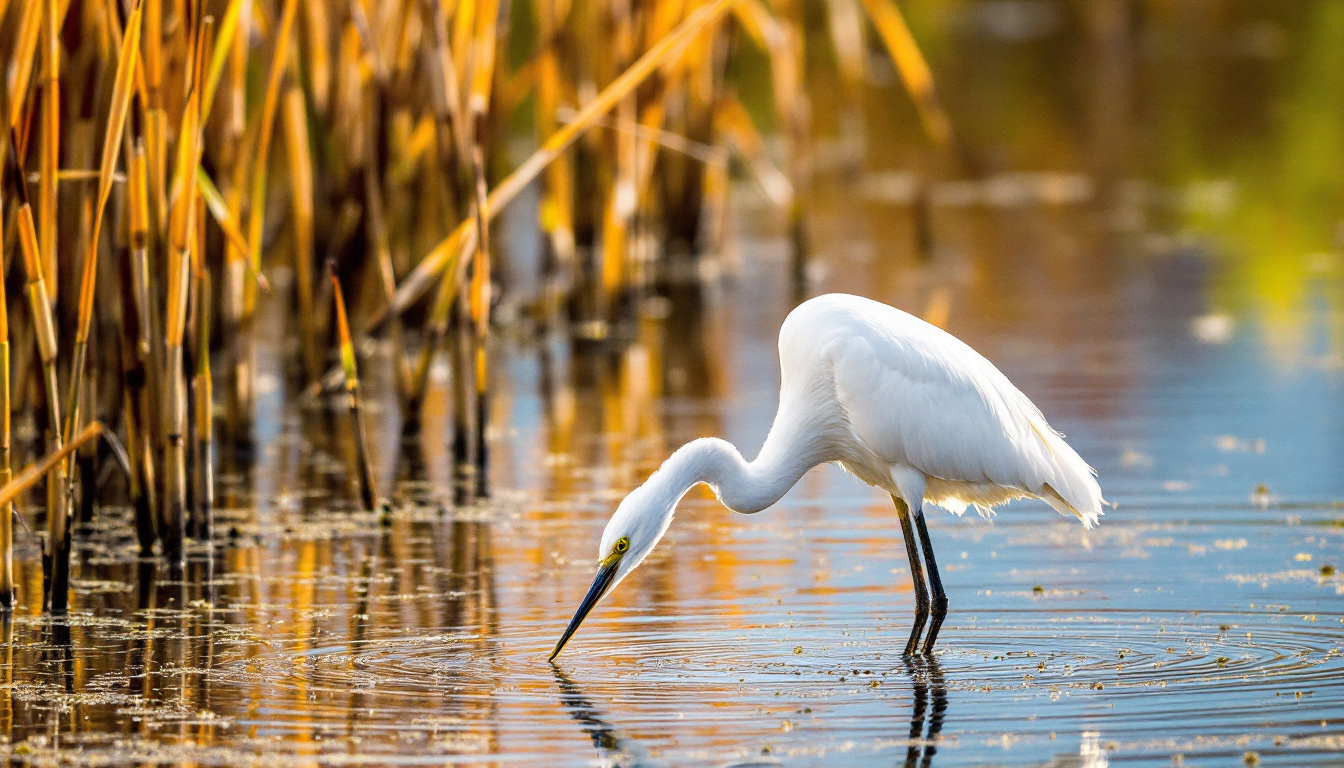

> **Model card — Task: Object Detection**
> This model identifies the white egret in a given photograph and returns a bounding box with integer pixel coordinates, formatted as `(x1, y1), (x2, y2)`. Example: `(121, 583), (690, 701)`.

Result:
(550, 293), (1104, 659)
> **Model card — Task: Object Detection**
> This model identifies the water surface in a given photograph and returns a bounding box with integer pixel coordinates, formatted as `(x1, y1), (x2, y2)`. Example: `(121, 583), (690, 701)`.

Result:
(5, 2), (1344, 765)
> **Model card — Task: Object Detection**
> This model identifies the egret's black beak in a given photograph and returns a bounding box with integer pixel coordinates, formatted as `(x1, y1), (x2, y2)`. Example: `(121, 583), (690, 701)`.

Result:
(550, 556), (621, 661)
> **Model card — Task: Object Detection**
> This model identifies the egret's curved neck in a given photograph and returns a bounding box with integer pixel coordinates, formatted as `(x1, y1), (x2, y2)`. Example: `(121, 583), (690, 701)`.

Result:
(646, 428), (822, 515)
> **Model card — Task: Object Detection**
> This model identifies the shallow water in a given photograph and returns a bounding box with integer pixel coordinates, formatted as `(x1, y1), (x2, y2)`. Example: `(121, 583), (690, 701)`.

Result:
(7, 2), (1344, 766)
(8, 238), (1344, 767)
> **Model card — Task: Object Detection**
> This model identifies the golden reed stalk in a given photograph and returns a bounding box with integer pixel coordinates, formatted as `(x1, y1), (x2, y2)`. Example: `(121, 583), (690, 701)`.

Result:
(0, 424), (104, 511)
(0, 204), (10, 609)
(330, 263), (378, 513)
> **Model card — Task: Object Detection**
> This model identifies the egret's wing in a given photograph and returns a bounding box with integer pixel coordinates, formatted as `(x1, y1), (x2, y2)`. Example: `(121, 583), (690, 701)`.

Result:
(813, 299), (1102, 525)
(830, 326), (1050, 486)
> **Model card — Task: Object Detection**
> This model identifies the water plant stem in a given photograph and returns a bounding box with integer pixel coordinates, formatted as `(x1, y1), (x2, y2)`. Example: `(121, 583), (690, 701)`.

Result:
(0, 209), (11, 609)
(330, 263), (378, 513)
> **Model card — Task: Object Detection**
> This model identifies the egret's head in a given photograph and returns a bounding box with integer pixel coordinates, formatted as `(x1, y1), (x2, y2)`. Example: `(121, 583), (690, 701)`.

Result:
(549, 483), (677, 660)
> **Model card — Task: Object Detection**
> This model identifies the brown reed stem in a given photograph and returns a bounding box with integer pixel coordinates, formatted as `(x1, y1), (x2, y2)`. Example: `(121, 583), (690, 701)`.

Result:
(62, 0), (142, 468)
(118, 229), (157, 554)
(126, 139), (160, 551)
(244, 0), (300, 316)
(193, 269), (213, 542)
(9, 125), (68, 609)
(38, 0), (59, 294)
(15, 192), (67, 612)
(329, 262), (378, 513)
(161, 338), (186, 566)
(469, 136), (490, 499)
(0, 204), (11, 609)
(161, 14), (210, 569)
(0, 423), (104, 511)
(6, 1), (42, 131)
(361, 161), (412, 411)
(282, 86), (318, 378)
(450, 284), (473, 506)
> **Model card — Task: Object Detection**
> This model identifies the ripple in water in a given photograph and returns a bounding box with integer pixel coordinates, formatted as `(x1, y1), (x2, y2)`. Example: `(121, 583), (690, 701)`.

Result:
(208, 607), (1344, 760)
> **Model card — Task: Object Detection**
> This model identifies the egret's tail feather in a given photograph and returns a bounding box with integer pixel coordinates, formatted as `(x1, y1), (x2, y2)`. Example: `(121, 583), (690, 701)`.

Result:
(1041, 483), (1102, 528)
(1024, 422), (1105, 527)
(1040, 438), (1105, 528)
(1029, 430), (1102, 528)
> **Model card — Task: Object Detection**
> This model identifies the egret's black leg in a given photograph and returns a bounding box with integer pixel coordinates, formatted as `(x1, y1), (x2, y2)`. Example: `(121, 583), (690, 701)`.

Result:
(893, 496), (930, 657)
(913, 506), (948, 655)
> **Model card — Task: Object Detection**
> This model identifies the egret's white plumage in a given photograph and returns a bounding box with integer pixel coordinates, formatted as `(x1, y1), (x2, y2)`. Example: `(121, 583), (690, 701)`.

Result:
(551, 293), (1104, 660)
(780, 293), (1104, 525)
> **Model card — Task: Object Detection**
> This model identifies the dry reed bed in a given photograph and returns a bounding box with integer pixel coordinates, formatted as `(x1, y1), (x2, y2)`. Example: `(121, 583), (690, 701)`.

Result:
(0, 0), (952, 613)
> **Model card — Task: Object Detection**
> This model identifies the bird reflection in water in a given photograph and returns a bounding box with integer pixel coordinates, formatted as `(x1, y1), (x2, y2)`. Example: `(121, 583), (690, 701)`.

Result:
(552, 661), (946, 767)
(552, 666), (652, 766)
(901, 658), (948, 768)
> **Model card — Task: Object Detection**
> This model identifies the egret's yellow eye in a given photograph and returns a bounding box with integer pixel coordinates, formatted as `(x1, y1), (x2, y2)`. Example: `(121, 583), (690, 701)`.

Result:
(615, 537), (629, 554)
